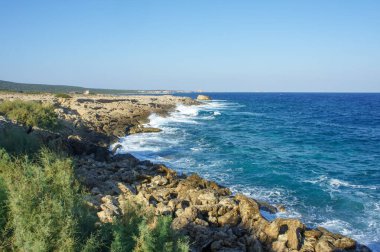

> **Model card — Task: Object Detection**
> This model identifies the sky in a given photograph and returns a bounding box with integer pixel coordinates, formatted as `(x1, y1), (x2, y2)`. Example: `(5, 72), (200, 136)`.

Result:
(0, 0), (379, 92)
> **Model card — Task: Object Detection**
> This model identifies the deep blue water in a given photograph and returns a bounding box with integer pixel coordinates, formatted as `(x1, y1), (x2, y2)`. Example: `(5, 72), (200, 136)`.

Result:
(114, 93), (380, 250)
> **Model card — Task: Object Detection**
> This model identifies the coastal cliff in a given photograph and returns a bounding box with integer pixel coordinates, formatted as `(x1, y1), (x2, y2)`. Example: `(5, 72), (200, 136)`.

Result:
(0, 93), (371, 252)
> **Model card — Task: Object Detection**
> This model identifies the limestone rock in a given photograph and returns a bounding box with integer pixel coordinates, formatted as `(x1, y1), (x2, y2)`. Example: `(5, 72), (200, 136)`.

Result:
(265, 218), (305, 250)
(197, 94), (212, 100)
(198, 191), (219, 205)
(218, 208), (240, 226)
(315, 239), (335, 252)
(333, 237), (356, 250)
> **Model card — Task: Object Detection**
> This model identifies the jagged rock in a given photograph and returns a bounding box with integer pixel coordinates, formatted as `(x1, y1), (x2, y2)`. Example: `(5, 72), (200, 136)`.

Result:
(155, 164), (177, 178)
(257, 200), (278, 214)
(265, 218), (305, 250)
(333, 237), (356, 250)
(198, 191), (219, 205)
(218, 208), (240, 226)
(235, 194), (262, 225)
(304, 229), (322, 240)
(315, 239), (335, 252)
(128, 126), (162, 134)
(117, 182), (137, 195)
(151, 175), (169, 186)
(156, 202), (173, 215)
(272, 240), (287, 252)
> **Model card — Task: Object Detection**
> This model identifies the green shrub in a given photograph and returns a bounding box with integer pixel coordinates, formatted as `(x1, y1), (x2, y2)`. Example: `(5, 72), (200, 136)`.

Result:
(0, 127), (42, 155)
(0, 149), (97, 251)
(107, 200), (189, 252)
(0, 177), (8, 236)
(55, 93), (72, 99)
(0, 100), (59, 130)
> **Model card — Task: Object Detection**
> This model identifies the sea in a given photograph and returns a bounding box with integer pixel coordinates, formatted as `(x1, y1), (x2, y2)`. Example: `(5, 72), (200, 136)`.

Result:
(113, 93), (380, 251)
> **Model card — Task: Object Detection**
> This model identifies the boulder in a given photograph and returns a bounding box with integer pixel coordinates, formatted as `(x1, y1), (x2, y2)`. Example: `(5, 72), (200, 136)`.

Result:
(265, 218), (305, 250)
(333, 237), (356, 250)
(151, 175), (169, 186)
(198, 191), (219, 205)
(128, 126), (162, 134)
(197, 95), (212, 100)
(315, 239), (335, 252)
(218, 208), (240, 226)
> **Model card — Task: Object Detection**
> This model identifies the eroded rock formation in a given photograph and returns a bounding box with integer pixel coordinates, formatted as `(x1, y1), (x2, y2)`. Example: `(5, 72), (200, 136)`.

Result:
(76, 154), (368, 252)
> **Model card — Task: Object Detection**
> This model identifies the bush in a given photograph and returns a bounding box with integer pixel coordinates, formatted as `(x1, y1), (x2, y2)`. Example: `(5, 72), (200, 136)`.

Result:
(0, 127), (42, 155)
(0, 149), (97, 251)
(0, 177), (9, 239)
(106, 200), (189, 252)
(0, 100), (58, 130)
(55, 93), (72, 99)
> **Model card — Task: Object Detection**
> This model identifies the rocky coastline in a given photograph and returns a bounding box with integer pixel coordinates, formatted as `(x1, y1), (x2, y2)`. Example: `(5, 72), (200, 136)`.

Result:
(0, 93), (371, 252)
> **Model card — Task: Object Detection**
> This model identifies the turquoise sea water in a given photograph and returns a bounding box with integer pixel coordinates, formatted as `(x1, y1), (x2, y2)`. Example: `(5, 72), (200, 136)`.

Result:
(114, 93), (380, 250)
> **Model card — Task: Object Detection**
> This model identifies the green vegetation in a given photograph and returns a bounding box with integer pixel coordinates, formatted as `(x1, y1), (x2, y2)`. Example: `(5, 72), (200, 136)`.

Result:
(106, 201), (188, 252)
(0, 149), (90, 250)
(55, 93), (72, 98)
(0, 177), (8, 242)
(0, 149), (98, 251)
(0, 100), (59, 130)
(0, 80), (137, 95)
(0, 80), (85, 94)
(0, 127), (42, 155)
(0, 131), (189, 251)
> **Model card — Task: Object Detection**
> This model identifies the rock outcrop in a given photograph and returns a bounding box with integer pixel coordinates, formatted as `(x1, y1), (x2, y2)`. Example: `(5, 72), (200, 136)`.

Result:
(75, 154), (370, 252)
(0, 93), (198, 160)
(197, 94), (212, 100)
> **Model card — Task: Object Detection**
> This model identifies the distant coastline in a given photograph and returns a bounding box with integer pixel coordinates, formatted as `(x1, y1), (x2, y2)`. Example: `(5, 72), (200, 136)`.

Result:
(0, 79), (196, 95)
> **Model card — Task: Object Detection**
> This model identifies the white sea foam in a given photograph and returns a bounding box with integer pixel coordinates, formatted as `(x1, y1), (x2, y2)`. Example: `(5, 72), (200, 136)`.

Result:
(320, 219), (353, 236)
(304, 176), (379, 190)
(146, 106), (201, 127)
(328, 179), (379, 190)
(111, 101), (227, 160)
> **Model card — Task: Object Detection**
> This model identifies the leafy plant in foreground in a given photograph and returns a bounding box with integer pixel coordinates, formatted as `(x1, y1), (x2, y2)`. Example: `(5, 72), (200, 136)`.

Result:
(0, 148), (97, 251)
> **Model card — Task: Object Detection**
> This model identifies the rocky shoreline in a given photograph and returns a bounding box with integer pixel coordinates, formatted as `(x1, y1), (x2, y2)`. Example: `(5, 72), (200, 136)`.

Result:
(0, 93), (371, 252)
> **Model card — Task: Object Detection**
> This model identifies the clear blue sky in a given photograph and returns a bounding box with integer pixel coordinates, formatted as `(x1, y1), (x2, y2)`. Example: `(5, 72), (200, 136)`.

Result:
(0, 0), (379, 92)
